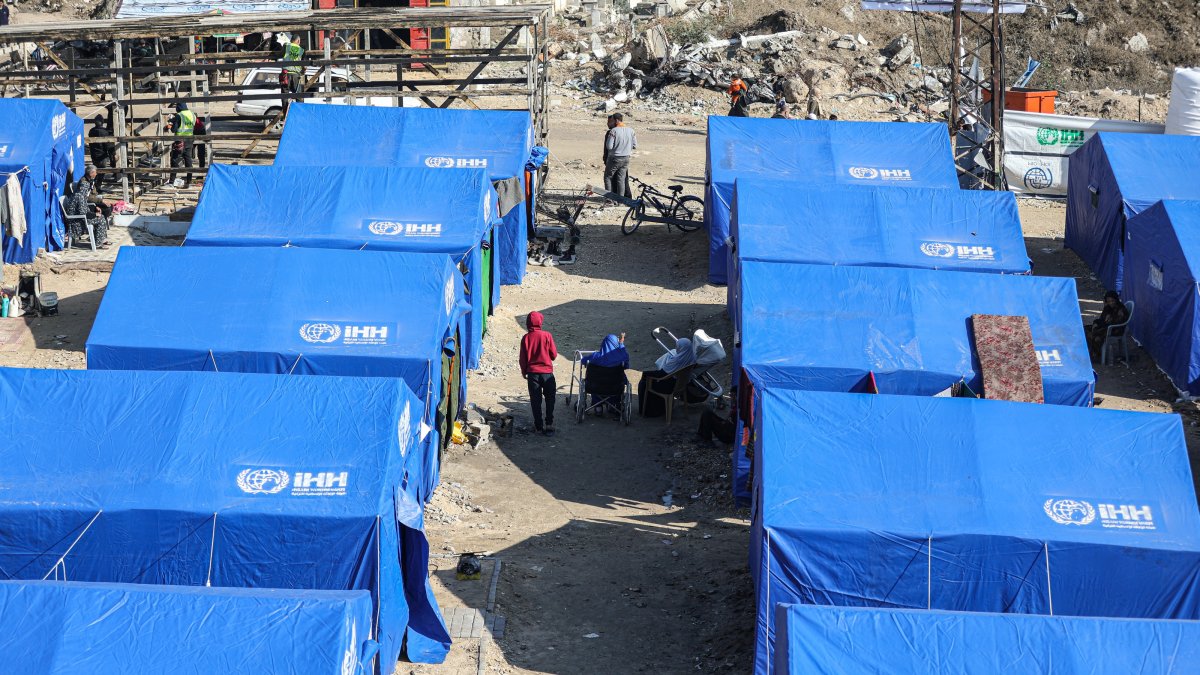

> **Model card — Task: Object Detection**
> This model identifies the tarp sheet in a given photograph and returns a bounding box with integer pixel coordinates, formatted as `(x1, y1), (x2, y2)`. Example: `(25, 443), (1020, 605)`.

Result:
(774, 605), (1200, 675)
(1125, 200), (1200, 396)
(752, 389), (1200, 674)
(188, 164), (495, 367)
(861, 1), (1026, 11)
(274, 104), (535, 285)
(0, 99), (84, 264)
(0, 581), (375, 674)
(705, 118), (958, 284)
(0, 368), (452, 668)
(87, 246), (468, 459)
(116, 0), (308, 18)
(728, 182), (1029, 320)
(1065, 132), (1200, 291)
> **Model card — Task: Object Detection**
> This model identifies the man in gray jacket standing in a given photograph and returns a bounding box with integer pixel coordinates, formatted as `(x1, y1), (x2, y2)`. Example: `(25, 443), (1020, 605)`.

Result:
(603, 113), (636, 200)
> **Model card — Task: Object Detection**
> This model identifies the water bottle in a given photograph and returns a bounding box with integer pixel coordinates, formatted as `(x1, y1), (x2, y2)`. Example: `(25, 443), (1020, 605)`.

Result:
(1, 296), (9, 318)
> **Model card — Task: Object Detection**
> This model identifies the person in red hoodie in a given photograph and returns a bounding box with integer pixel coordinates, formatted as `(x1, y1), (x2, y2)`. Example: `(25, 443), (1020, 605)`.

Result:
(520, 311), (558, 435)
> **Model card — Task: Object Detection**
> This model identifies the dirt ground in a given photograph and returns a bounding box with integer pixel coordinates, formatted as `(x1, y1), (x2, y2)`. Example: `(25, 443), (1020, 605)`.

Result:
(4, 67), (1200, 675)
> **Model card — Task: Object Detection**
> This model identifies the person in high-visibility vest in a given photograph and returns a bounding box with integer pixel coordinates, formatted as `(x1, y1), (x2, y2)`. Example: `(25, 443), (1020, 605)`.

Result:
(728, 77), (751, 117)
(280, 34), (305, 112)
(164, 102), (196, 188)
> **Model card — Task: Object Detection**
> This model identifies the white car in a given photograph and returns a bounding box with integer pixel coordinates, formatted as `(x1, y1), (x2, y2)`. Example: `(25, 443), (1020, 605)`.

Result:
(232, 66), (396, 119)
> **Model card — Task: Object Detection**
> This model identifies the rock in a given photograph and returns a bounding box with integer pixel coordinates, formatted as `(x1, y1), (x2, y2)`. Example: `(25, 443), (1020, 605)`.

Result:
(881, 34), (911, 58)
(1126, 33), (1149, 53)
(779, 77), (808, 104)
(546, 42), (566, 60)
(856, 34), (868, 46)
(840, 4), (855, 22)
(598, 98), (617, 112)
(922, 75), (943, 93)
(608, 52), (632, 73)
(887, 44), (914, 70)
(799, 59), (849, 94)
(630, 24), (672, 71)
(630, 78), (644, 94)
(737, 66), (754, 80)
(832, 36), (857, 50)
(613, 90), (629, 103)
(591, 33), (607, 60)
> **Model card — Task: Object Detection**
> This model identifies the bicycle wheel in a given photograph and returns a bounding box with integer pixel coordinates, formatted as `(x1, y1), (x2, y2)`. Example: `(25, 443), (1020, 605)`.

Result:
(621, 202), (645, 235)
(671, 196), (704, 232)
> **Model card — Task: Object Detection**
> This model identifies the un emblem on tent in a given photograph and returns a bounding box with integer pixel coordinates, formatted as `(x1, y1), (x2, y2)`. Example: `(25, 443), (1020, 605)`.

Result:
(1044, 498), (1096, 526)
(920, 242), (955, 258)
(299, 322), (341, 344)
(368, 220), (405, 236)
(397, 403), (412, 457)
(848, 166), (879, 179)
(425, 156), (456, 169)
(237, 468), (291, 495)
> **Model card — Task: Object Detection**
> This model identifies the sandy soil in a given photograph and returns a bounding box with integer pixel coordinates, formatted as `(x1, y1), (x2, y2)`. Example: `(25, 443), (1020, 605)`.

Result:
(3, 73), (1199, 675)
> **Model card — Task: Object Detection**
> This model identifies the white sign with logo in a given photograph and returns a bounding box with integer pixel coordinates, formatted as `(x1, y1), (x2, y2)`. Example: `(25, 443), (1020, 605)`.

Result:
(0, 144), (8, 158)
(237, 468), (350, 497)
(847, 166), (913, 182)
(298, 322), (392, 346)
(51, 113), (67, 140)
(364, 220), (443, 238)
(1043, 498), (1157, 530)
(1034, 347), (1065, 368)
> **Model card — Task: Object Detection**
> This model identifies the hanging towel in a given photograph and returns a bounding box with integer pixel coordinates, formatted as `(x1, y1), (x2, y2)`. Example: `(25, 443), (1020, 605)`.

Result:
(492, 177), (523, 217)
(4, 173), (25, 246)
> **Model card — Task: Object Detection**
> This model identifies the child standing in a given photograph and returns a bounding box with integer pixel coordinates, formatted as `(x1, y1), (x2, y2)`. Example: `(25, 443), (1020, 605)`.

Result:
(519, 311), (558, 435)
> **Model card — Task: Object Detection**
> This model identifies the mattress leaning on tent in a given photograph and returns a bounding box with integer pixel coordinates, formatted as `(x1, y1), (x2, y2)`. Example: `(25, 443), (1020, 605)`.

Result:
(0, 368), (452, 666)
(772, 605), (1200, 675)
(86, 246), (469, 472)
(704, 117), (958, 284)
(1064, 131), (1200, 291)
(751, 389), (1200, 674)
(0, 99), (85, 264)
(0, 581), (376, 674)
(187, 164), (497, 369)
(273, 104), (538, 286)
(726, 182), (1030, 321)
(1125, 200), (1200, 396)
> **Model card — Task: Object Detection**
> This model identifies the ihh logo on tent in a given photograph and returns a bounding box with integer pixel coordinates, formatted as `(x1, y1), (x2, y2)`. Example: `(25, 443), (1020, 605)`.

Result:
(920, 242), (956, 258)
(1036, 349), (1063, 367)
(424, 156), (489, 169)
(848, 166), (879, 179)
(237, 468), (291, 494)
(1043, 498), (1096, 525)
(0, 145), (8, 158)
(299, 322), (342, 344)
(367, 221), (443, 237)
(51, 113), (67, 140)
(293, 471), (349, 496)
(848, 166), (912, 181)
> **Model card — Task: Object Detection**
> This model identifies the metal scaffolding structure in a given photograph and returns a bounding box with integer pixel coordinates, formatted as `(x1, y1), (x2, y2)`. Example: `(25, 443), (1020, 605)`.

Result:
(0, 5), (551, 200)
(948, 0), (1007, 190)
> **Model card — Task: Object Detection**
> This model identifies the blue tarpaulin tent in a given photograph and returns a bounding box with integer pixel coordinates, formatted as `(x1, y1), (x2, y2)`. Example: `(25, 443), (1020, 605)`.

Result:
(188, 164), (496, 368)
(0, 99), (84, 263)
(731, 261), (1094, 503)
(1125, 200), (1200, 395)
(1065, 132), (1200, 291)
(0, 368), (452, 668)
(752, 389), (1200, 674)
(0, 581), (376, 674)
(87, 246), (469, 457)
(727, 181), (1030, 319)
(773, 605), (1200, 675)
(705, 118), (958, 284)
(274, 104), (536, 285)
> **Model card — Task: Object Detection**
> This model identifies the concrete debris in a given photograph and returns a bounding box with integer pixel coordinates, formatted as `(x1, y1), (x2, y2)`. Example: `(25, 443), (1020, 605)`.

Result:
(839, 4), (855, 22)
(1126, 33), (1149, 54)
(832, 35), (857, 50)
(608, 52), (633, 73)
(591, 33), (607, 60)
(881, 34), (911, 58)
(1055, 3), (1085, 25)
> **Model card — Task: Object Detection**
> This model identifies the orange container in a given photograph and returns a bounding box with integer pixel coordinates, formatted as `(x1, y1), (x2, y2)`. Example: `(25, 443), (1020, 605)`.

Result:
(1004, 88), (1057, 114)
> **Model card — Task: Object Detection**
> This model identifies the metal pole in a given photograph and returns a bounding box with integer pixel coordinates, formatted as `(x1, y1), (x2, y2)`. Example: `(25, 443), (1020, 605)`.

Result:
(364, 28), (372, 83)
(949, 0), (963, 163)
(324, 37), (333, 95)
(990, 0), (1005, 186)
(113, 39), (130, 202)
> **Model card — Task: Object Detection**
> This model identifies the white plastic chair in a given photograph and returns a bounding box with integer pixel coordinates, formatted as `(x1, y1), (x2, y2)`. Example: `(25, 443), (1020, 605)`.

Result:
(1101, 300), (1135, 366)
(59, 194), (95, 252)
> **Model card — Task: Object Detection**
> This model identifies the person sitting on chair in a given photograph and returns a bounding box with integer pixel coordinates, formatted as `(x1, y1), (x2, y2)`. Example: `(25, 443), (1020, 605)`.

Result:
(697, 406), (735, 446)
(65, 165), (112, 249)
(1088, 290), (1128, 361)
(582, 333), (628, 412)
(638, 337), (696, 417)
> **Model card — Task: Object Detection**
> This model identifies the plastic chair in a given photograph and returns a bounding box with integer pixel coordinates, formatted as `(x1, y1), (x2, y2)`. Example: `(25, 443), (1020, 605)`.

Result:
(644, 364), (695, 425)
(59, 194), (95, 252)
(1101, 300), (1135, 366)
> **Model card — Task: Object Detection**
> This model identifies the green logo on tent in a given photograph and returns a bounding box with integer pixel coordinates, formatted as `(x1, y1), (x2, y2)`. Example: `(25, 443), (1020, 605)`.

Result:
(1036, 127), (1085, 147)
(1036, 128), (1059, 145)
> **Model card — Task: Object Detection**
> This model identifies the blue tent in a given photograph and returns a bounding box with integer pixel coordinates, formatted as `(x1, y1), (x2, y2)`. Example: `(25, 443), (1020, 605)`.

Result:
(705, 118), (957, 284)
(752, 389), (1200, 674)
(1065, 132), (1200, 291)
(1125, 200), (1200, 395)
(87, 246), (469, 457)
(188, 164), (496, 367)
(773, 605), (1200, 675)
(0, 99), (84, 263)
(0, 367), (452, 668)
(731, 261), (1094, 503)
(728, 181), (1029, 318)
(0, 581), (377, 674)
(275, 104), (536, 285)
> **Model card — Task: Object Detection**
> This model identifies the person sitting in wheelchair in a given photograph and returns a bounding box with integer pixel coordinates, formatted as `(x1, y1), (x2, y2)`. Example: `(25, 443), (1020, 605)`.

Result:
(581, 333), (629, 414)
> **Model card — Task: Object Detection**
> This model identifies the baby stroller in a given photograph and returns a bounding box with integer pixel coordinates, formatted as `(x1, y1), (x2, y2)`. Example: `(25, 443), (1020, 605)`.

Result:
(651, 327), (726, 406)
(566, 350), (633, 425)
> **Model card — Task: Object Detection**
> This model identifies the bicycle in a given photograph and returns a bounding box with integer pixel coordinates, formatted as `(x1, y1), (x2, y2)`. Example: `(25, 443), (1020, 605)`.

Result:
(620, 176), (704, 235)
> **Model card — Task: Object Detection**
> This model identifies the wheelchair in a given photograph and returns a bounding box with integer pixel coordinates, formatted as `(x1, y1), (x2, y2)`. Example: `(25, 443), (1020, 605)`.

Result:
(566, 350), (633, 425)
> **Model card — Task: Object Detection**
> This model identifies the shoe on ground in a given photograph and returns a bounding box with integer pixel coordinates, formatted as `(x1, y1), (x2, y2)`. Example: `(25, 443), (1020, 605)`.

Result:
(543, 429), (555, 437)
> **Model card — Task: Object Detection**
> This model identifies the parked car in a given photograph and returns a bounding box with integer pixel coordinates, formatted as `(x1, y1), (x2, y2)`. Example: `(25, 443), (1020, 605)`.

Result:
(232, 66), (395, 119)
